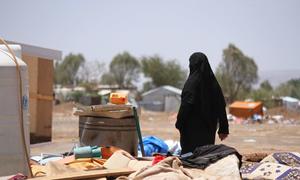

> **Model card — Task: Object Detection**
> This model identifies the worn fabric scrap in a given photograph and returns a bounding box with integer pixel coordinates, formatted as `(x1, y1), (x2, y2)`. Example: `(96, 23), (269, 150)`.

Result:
(186, 154), (241, 180)
(205, 154), (241, 179)
(46, 161), (82, 177)
(118, 155), (241, 180)
(117, 156), (193, 180)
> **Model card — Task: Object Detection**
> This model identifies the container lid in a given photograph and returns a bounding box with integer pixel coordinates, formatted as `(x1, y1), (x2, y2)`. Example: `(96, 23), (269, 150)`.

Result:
(0, 45), (26, 67)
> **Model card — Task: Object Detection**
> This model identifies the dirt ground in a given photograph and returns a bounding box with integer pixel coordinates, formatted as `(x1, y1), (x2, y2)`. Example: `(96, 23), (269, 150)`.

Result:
(31, 103), (300, 155)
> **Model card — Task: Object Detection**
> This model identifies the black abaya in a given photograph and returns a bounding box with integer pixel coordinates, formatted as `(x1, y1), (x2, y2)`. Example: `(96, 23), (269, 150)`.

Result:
(176, 52), (229, 154)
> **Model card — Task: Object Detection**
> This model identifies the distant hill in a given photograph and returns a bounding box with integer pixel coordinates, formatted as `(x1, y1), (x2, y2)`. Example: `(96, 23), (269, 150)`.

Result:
(258, 69), (300, 88)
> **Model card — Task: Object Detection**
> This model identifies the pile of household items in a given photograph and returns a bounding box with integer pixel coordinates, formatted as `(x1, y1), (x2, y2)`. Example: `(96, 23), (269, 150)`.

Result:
(6, 144), (300, 180)
(3, 93), (300, 179)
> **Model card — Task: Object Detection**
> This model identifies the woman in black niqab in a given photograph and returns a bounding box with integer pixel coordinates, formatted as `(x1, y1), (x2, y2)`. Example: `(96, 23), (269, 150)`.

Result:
(176, 52), (229, 154)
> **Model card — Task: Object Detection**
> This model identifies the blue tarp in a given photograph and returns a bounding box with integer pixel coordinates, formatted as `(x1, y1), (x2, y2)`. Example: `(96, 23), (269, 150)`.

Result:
(139, 136), (169, 156)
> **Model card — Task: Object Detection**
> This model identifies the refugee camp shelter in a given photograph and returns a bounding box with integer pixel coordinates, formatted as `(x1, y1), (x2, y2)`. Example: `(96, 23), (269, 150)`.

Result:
(140, 85), (182, 112)
(282, 96), (300, 112)
(1, 40), (62, 143)
(229, 101), (263, 119)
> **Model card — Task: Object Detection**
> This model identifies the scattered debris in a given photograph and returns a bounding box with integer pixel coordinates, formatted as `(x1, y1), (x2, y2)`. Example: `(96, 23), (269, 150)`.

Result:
(243, 139), (257, 143)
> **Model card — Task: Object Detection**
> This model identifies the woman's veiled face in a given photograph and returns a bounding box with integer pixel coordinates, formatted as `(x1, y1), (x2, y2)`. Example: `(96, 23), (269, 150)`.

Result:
(189, 52), (208, 74)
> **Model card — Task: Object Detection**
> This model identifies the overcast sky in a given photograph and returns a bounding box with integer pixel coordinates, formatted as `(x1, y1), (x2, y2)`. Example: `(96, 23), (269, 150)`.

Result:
(1, 0), (300, 72)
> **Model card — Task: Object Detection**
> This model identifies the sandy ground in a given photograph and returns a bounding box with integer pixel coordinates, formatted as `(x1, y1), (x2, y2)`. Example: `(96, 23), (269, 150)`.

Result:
(31, 103), (300, 156)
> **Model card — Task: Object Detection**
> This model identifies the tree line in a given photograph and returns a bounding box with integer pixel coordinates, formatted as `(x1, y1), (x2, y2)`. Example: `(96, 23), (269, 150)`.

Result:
(54, 44), (300, 102)
(54, 52), (187, 92)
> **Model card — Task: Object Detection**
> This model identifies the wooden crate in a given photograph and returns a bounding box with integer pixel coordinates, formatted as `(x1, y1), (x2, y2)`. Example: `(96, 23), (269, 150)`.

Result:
(2, 40), (62, 143)
(23, 55), (54, 143)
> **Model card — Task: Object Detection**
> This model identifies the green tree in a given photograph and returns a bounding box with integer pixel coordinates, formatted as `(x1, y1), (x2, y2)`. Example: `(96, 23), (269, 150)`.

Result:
(54, 53), (85, 86)
(216, 44), (258, 102)
(260, 80), (273, 91)
(141, 55), (187, 91)
(101, 52), (140, 88)
(275, 78), (300, 99)
(249, 80), (273, 102)
(101, 73), (115, 85)
(77, 61), (105, 83)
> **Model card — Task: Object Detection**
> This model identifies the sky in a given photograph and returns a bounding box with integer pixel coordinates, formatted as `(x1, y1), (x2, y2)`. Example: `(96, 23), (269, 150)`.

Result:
(1, 0), (300, 74)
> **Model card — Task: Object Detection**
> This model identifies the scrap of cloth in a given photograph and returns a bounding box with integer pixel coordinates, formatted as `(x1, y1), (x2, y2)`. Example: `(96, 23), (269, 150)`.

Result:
(241, 152), (300, 179)
(180, 144), (242, 169)
(176, 52), (229, 154)
(186, 154), (241, 180)
(117, 156), (194, 180)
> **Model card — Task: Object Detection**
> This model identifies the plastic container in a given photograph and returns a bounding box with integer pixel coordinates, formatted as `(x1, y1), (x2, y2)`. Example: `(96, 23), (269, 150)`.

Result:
(0, 45), (30, 176)
(74, 146), (101, 159)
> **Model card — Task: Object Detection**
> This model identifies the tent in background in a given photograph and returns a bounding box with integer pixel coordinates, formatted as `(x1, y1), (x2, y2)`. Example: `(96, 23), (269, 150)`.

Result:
(229, 101), (263, 119)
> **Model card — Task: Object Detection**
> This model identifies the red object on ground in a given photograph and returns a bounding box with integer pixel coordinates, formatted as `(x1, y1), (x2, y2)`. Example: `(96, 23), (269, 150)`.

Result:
(101, 146), (122, 159)
(152, 154), (166, 165)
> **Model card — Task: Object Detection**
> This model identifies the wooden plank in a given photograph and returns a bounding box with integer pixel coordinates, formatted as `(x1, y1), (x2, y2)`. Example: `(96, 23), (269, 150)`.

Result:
(74, 104), (133, 119)
(74, 104), (132, 112)
(29, 98), (38, 134)
(74, 111), (133, 119)
(22, 54), (39, 94)
(35, 58), (53, 138)
(37, 58), (53, 95)
(36, 100), (52, 137)
(30, 168), (135, 180)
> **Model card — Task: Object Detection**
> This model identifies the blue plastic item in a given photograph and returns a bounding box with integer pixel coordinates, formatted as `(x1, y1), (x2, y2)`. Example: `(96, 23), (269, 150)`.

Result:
(139, 136), (169, 156)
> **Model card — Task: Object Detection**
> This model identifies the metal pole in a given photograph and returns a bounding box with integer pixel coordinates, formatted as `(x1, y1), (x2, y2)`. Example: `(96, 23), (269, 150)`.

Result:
(133, 107), (145, 157)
